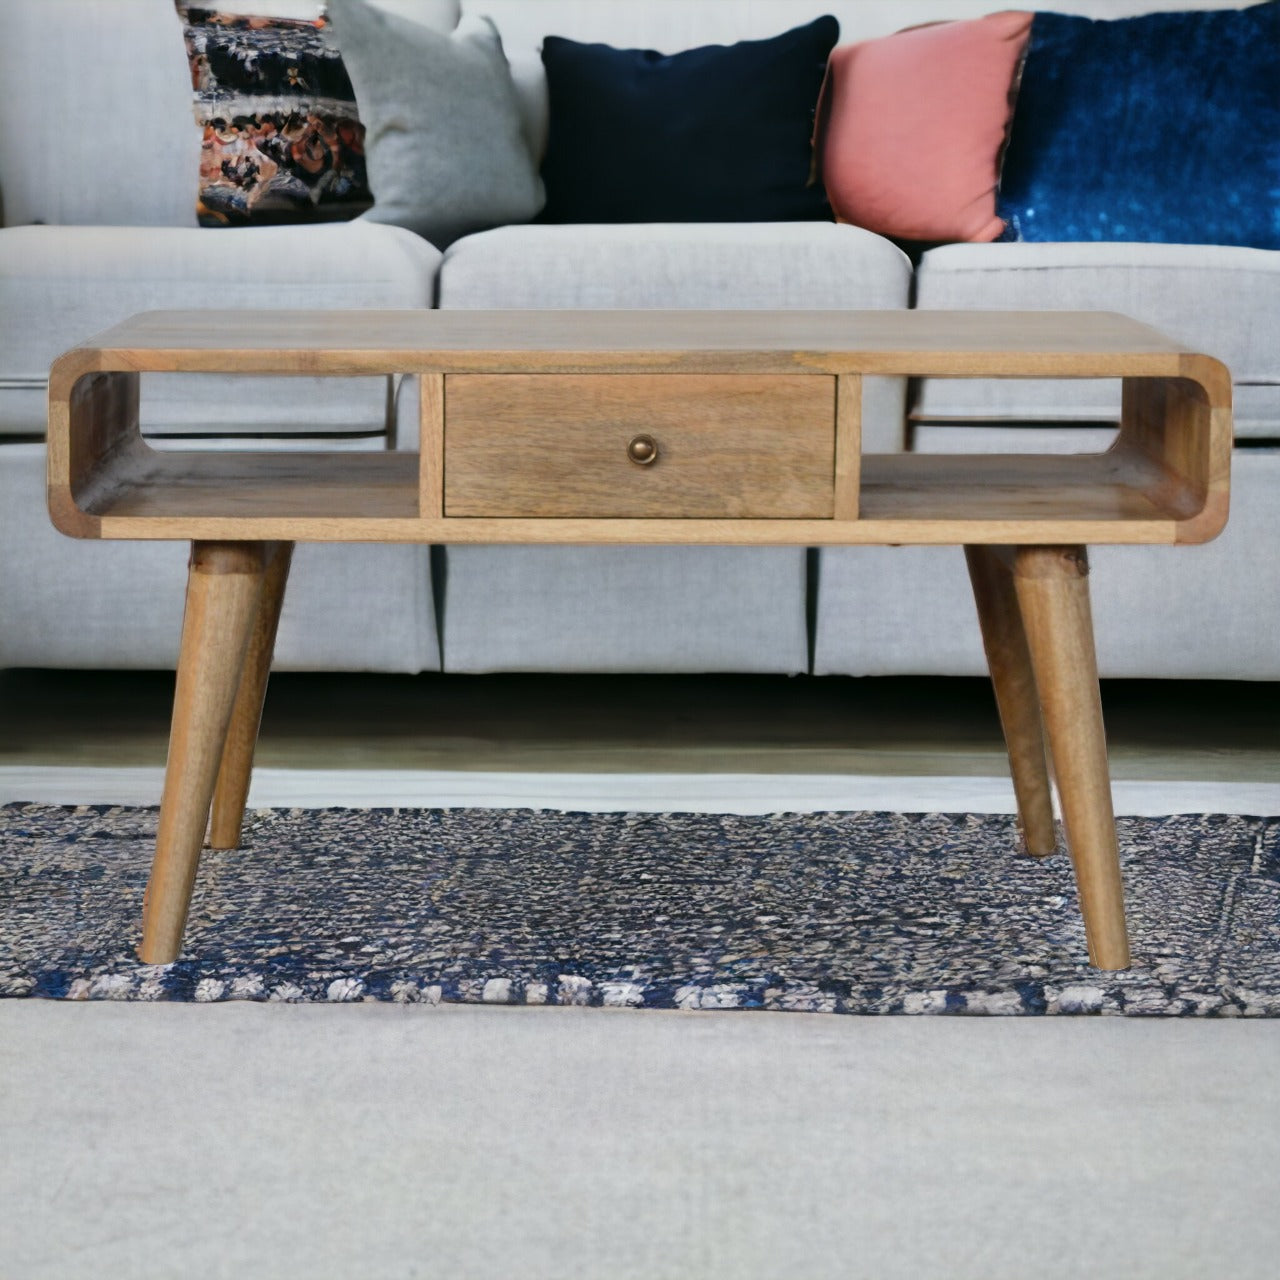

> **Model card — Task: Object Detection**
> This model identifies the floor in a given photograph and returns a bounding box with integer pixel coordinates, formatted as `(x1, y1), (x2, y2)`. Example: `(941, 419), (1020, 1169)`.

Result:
(3, 671), (1279, 1278)
(3, 670), (1279, 812)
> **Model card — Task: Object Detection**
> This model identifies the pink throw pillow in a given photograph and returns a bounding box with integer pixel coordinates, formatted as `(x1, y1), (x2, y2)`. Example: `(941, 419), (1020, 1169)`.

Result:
(816, 11), (1032, 243)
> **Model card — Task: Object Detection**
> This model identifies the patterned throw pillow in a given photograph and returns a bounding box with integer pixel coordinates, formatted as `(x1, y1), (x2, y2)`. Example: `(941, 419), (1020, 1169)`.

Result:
(176, 4), (374, 226)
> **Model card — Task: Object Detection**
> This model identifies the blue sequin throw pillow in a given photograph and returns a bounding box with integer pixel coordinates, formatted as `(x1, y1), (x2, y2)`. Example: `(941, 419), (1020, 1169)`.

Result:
(998, 1), (1280, 248)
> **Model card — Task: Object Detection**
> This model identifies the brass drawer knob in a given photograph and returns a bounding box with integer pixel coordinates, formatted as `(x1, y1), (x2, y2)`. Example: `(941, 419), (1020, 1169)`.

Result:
(627, 434), (658, 466)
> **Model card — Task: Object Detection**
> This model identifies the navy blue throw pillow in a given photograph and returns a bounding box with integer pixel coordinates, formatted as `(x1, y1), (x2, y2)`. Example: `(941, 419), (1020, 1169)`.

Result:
(998, 1), (1280, 249)
(539, 16), (839, 224)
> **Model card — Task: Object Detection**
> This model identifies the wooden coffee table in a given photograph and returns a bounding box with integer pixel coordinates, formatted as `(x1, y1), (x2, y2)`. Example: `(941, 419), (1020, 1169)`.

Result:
(47, 310), (1232, 971)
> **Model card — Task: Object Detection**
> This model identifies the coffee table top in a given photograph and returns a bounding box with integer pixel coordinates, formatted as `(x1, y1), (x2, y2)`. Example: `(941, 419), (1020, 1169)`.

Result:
(54, 308), (1218, 380)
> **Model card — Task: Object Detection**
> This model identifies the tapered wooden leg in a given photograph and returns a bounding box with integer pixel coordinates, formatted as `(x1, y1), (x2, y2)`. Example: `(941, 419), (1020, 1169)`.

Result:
(139, 542), (270, 964)
(209, 542), (293, 851)
(964, 545), (1057, 857)
(1012, 546), (1130, 970)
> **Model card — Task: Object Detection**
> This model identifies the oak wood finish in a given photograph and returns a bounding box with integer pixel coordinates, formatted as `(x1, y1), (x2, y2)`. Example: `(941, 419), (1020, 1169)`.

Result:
(47, 311), (1232, 546)
(1012, 546), (1130, 970)
(1120, 372), (1232, 543)
(50, 448), (1205, 545)
(46, 369), (141, 536)
(444, 373), (835, 518)
(208, 541), (293, 851)
(418, 374), (444, 520)
(45, 309), (1233, 970)
(964, 545), (1056, 857)
(140, 542), (270, 964)
(834, 374), (860, 521)
(52, 308), (1200, 371)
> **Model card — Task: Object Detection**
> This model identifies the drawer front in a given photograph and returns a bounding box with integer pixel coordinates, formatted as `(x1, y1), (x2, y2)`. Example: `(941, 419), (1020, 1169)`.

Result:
(444, 374), (836, 518)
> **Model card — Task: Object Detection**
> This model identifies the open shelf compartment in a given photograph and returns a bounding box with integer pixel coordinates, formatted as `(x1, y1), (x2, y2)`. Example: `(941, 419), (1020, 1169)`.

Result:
(61, 441), (1204, 546)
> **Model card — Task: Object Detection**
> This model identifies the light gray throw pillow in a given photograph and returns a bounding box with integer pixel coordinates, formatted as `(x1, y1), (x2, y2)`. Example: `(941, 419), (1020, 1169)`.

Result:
(325, 0), (544, 248)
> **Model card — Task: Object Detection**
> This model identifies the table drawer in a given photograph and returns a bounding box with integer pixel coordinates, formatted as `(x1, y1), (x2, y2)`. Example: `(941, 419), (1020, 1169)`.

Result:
(443, 374), (836, 518)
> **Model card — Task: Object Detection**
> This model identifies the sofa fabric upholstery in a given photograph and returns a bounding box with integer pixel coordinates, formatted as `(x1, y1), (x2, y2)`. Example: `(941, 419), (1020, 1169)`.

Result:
(439, 221), (910, 309)
(468, 0), (1254, 53)
(910, 423), (1119, 454)
(0, 0), (462, 230)
(0, 0), (1275, 682)
(913, 241), (1280, 437)
(439, 545), (810, 674)
(435, 221), (911, 675)
(813, 449), (1280, 680)
(0, 0), (198, 229)
(439, 222), (912, 450)
(0, 443), (440, 671)
(436, 223), (865, 675)
(0, 221), (441, 436)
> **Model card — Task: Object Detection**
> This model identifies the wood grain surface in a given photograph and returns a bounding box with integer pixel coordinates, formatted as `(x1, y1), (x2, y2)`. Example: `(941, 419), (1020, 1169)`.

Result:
(140, 542), (270, 964)
(46, 447), (1206, 545)
(52, 309), (1200, 377)
(46, 309), (1232, 547)
(46, 309), (1232, 974)
(444, 374), (835, 518)
(1012, 545), (1131, 970)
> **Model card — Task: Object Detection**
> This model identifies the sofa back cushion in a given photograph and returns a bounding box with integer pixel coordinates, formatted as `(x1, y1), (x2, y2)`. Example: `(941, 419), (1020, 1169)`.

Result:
(0, 0), (199, 227)
(467, 0), (1258, 50)
(0, 0), (1262, 229)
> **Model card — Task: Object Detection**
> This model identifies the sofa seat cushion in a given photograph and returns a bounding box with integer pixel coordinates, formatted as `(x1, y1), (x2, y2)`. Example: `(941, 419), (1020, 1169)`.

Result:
(439, 222), (912, 450)
(0, 440), (439, 672)
(439, 545), (810, 674)
(441, 221), (909, 308)
(812, 447), (1280, 680)
(913, 241), (1280, 438)
(0, 220), (441, 436)
(434, 222), (902, 674)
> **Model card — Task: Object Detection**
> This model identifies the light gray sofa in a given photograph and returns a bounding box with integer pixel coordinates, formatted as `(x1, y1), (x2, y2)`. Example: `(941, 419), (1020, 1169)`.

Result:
(1, 0), (1275, 678)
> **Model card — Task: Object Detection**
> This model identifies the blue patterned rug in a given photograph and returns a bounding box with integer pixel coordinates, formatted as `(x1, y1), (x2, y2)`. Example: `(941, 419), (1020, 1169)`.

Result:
(1, 803), (1276, 1014)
